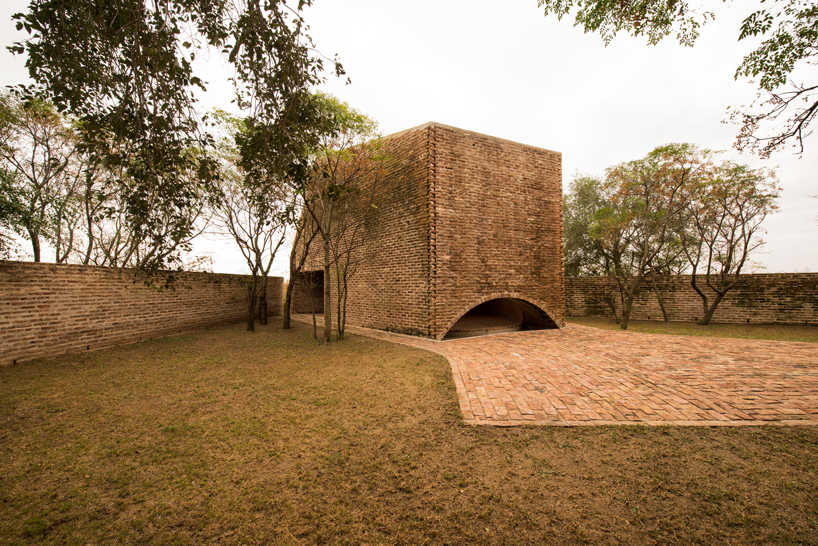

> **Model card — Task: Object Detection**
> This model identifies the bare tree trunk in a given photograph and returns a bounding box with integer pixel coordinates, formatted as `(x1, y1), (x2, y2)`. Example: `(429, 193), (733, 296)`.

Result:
(307, 272), (317, 340)
(283, 227), (300, 330)
(28, 228), (41, 262)
(605, 278), (620, 323)
(284, 222), (318, 330)
(699, 291), (727, 325)
(619, 276), (642, 330)
(246, 276), (257, 332)
(336, 267), (344, 340)
(620, 295), (635, 330)
(258, 280), (268, 325)
(340, 276), (350, 340)
(311, 303), (317, 340)
(323, 237), (332, 343)
(83, 172), (95, 265)
(689, 273), (710, 323)
(282, 278), (294, 329)
(650, 274), (669, 322)
(606, 294), (620, 323)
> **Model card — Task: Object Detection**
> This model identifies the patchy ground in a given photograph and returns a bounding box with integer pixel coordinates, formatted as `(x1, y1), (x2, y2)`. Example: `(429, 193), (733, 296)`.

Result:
(1, 321), (816, 545)
(568, 317), (818, 343)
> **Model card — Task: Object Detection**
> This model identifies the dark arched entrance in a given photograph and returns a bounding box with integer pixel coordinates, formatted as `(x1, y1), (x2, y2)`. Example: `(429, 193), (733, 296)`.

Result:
(444, 298), (558, 339)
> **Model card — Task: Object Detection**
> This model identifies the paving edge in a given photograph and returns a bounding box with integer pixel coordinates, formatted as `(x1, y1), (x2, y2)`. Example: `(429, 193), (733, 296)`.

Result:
(467, 419), (818, 427)
(290, 315), (818, 428)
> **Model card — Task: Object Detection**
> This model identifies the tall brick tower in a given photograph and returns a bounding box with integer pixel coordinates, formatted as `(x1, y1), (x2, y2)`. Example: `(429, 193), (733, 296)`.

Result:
(292, 122), (565, 340)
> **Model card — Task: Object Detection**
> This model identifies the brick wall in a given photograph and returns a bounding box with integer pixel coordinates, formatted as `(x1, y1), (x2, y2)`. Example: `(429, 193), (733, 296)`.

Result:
(566, 274), (818, 324)
(292, 122), (565, 339)
(0, 261), (283, 366)
(292, 125), (433, 336)
(429, 124), (565, 336)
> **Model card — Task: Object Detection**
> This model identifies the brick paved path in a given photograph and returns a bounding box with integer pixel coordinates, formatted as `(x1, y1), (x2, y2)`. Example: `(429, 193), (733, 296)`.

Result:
(292, 316), (818, 426)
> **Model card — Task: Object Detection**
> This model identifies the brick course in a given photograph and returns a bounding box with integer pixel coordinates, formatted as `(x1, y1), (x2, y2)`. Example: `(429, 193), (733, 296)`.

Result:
(292, 122), (565, 339)
(566, 274), (818, 324)
(0, 260), (282, 365)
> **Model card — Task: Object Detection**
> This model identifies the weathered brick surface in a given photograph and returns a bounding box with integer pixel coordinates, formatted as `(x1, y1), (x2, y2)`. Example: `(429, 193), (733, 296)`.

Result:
(292, 122), (565, 339)
(566, 274), (818, 324)
(0, 261), (282, 365)
(292, 125), (433, 335)
(430, 124), (564, 336)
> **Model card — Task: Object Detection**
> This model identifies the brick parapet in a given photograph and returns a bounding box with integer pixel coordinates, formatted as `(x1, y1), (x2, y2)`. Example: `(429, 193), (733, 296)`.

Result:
(565, 273), (818, 324)
(0, 260), (282, 366)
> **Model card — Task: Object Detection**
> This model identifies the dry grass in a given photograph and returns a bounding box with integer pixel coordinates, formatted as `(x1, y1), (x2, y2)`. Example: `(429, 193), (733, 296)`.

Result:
(568, 316), (818, 343)
(1, 321), (817, 545)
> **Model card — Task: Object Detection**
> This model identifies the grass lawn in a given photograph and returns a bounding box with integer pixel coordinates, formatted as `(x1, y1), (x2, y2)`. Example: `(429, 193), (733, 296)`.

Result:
(1, 321), (816, 545)
(568, 316), (818, 343)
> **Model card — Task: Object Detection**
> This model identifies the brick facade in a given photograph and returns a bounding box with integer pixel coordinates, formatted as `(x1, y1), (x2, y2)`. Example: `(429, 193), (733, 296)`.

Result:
(292, 122), (565, 340)
(566, 274), (818, 324)
(0, 260), (282, 366)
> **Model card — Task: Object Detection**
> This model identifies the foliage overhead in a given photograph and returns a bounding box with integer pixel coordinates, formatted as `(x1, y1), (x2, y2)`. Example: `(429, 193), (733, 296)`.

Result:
(0, 91), (82, 262)
(537, 0), (818, 158)
(0, 90), (211, 270)
(537, 0), (713, 46)
(8, 0), (337, 273)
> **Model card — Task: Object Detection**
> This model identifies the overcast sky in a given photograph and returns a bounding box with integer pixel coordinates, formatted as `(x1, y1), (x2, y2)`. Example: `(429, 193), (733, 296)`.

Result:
(2, 0), (816, 275)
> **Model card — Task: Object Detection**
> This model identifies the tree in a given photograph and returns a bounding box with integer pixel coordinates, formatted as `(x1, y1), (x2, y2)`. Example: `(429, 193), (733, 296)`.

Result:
(563, 174), (611, 277)
(325, 141), (388, 340)
(592, 144), (704, 329)
(644, 237), (689, 323)
(681, 162), (780, 324)
(297, 93), (380, 343)
(585, 143), (778, 328)
(83, 161), (212, 271)
(0, 92), (83, 262)
(0, 91), (210, 271)
(211, 110), (292, 332)
(731, 1), (818, 157)
(9, 0), (335, 275)
(537, 0), (818, 157)
(563, 174), (624, 319)
(0, 166), (23, 258)
(282, 211), (320, 331)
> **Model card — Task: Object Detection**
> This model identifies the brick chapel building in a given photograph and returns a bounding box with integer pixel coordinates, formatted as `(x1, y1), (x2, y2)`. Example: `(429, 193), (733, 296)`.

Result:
(291, 122), (565, 340)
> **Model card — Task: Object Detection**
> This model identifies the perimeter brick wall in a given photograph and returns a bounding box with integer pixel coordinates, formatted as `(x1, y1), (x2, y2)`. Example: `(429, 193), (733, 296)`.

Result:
(0, 260), (283, 366)
(565, 273), (818, 324)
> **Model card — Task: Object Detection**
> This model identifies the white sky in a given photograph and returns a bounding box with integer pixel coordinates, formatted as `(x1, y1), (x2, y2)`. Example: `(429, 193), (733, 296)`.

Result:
(2, 0), (816, 275)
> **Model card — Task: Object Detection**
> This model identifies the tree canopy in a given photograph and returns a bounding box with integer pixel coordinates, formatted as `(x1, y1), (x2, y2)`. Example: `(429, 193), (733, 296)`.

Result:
(0, 90), (212, 269)
(564, 143), (779, 328)
(537, 0), (818, 158)
(294, 92), (382, 342)
(8, 0), (337, 274)
(211, 108), (294, 331)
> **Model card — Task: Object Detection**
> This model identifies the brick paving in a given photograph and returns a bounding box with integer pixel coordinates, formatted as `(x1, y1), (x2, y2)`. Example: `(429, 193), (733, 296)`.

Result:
(291, 316), (818, 427)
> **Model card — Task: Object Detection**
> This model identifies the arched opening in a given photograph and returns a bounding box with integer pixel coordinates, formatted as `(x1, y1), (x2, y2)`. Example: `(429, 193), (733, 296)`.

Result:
(444, 298), (558, 339)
